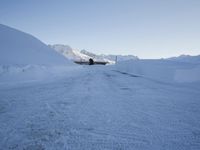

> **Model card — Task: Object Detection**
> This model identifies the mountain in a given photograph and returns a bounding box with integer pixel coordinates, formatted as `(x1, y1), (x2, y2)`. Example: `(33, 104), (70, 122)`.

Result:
(98, 54), (138, 62)
(49, 45), (114, 63)
(50, 44), (138, 63)
(0, 24), (70, 65)
(80, 49), (114, 63)
(81, 50), (138, 62)
(167, 54), (200, 64)
(49, 44), (90, 61)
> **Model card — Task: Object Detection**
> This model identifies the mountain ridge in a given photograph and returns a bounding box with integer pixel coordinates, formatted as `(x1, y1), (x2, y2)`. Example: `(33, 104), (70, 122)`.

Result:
(49, 44), (139, 63)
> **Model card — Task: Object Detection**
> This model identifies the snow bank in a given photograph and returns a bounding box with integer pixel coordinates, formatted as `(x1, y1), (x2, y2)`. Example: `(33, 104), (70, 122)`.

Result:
(0, 24), (70, 65)
(0, 65), (82, 86)
(115, 59), (200, 83)
(0, 24), (78, 86)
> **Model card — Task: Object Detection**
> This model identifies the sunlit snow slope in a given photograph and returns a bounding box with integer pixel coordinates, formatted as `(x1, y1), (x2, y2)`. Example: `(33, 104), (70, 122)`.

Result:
(0, 24), (69, 65)
(0, 24), (75, 84)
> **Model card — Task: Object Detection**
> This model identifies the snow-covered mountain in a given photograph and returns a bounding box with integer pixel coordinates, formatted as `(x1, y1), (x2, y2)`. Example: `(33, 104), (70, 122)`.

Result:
(49, 45), (115, 63)
(80, 49), (115, 63)
(80, 50), (138, 62)
(49, 44), (90, 61)
(167, 54), (200, 64)
(0, 24), (70, 65)
(50, 44), (138, 63)
(100, 54), (138, 62)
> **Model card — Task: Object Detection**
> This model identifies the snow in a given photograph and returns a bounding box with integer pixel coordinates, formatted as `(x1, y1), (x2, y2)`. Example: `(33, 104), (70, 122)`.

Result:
(167, 54), (200, 64)
(49, 44), (138, 64)
(0, 63), (200, 149)
(80, 49), (115, 63)
(114, 59), (200, 83)
(0, 24), (70, 65)
(100, 54), (139, 62)
(0, 24), (75, 86)
(174, 65), (200, 82)
(0, 24), (200, 149)
(49, 44), (91, 61)
(0, 65), (82, 86)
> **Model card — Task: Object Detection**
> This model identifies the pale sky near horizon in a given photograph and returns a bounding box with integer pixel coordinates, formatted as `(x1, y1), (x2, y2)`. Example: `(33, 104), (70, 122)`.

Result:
(0, 0), (200, 58)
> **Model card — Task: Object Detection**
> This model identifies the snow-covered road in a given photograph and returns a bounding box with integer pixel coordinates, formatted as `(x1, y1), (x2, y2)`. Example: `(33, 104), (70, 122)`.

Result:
(0, 66), (200, 150)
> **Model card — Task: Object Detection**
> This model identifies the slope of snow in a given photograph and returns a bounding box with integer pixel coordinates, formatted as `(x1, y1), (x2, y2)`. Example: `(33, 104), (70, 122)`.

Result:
(80, 49), (115, 63)
(0, 24), (76, 84)
(80, 49), (96, 58)
(49, 45), (115, 63)
(0, 24), (70, 65)
(49, 44), (90, 61)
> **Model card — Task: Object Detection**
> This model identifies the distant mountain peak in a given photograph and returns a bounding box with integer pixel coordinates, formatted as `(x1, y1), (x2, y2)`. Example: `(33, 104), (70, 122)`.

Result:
(167, 54), (200, 64)
(50, 44), (139, 64)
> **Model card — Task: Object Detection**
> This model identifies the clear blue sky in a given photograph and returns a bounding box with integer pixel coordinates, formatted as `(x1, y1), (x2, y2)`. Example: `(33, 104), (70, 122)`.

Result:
(0, 0), (200, 58)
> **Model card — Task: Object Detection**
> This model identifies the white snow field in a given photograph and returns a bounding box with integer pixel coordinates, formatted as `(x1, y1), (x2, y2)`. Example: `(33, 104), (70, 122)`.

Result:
(0, 62), (200, 150)
(0, 24), (200, 149)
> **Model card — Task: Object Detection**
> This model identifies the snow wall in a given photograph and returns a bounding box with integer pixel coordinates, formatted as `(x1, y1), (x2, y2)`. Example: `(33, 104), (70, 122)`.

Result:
(115, 60), (200, 83)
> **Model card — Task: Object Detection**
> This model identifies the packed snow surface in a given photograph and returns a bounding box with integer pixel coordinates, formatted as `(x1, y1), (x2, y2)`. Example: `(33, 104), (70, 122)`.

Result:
(0, 61), (200, 150)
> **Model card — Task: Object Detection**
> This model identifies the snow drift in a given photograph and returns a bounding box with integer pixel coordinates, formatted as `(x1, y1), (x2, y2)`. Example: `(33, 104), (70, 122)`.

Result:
(115, 59), (200, 83)
(0, 24), (70, 65)
(0, 24), (75, 84)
